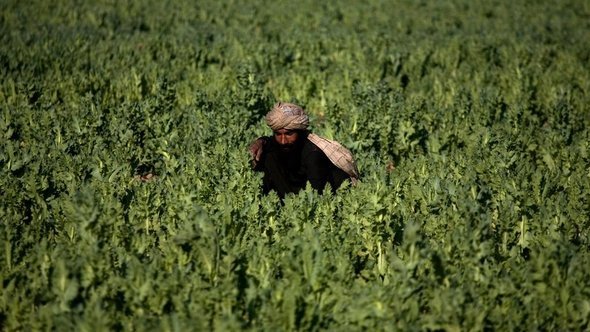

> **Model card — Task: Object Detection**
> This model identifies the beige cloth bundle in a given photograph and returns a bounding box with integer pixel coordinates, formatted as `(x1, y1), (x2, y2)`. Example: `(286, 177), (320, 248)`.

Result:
(265, 102), (359, 183)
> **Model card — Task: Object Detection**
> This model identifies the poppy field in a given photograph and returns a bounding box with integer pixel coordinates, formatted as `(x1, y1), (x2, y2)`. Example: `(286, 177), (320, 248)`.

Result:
(1, 0), (590, 330)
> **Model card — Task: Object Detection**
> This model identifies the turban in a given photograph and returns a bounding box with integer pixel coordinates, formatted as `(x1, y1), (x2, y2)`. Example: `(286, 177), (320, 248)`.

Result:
(264, 102), (359, 183)
(265, 102), (310, 131)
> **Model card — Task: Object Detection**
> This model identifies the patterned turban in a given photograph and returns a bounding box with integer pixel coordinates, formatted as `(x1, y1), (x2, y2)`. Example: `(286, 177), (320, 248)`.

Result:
(265, 102), (310, 131)
(264, 102), (360, 183)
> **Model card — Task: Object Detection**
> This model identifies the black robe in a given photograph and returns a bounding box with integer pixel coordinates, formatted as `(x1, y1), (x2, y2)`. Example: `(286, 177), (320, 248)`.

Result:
(253, 135), (349, 199)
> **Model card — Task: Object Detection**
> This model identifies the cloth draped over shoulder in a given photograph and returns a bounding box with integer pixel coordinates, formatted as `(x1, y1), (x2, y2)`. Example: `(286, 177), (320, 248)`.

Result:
(265, 102), (359, 183)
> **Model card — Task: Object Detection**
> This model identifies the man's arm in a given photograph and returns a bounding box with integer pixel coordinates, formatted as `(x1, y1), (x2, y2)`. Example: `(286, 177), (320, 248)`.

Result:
(249, 136), (270, 170)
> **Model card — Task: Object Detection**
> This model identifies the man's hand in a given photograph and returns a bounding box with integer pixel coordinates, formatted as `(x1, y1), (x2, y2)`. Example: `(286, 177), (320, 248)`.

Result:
(249, 137), (266, 166)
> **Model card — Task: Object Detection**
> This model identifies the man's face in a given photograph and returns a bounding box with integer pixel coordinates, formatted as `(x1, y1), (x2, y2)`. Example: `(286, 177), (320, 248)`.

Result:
(273, 129), (299, 151)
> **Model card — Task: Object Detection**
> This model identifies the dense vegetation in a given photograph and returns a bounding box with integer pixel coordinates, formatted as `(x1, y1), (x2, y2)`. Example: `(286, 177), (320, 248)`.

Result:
(1, 0), (589, 330)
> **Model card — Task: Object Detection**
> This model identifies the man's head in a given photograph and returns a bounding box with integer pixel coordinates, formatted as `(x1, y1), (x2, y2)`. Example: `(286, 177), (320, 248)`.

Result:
(265, 102), (310, 151)
(266, 102), (309, 130)
(273, 128), (300, 151)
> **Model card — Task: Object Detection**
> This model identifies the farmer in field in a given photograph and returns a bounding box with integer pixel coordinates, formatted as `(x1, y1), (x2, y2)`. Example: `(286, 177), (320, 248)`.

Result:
(249, 102), (359, 199)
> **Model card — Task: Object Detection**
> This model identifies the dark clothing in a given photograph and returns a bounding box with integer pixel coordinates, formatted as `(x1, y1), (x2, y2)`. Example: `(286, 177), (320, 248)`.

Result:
(253, 135), (349, 199)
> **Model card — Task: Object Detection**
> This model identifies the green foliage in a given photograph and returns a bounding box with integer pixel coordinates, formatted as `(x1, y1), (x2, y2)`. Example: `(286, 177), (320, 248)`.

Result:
(1, 0), (590, 330)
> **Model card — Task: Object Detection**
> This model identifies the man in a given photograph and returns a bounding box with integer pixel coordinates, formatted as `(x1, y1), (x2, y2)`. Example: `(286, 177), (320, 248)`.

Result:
(249, 102), (359, 199)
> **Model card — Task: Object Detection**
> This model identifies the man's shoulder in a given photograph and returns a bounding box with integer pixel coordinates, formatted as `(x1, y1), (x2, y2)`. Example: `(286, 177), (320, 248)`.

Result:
(302, 137), (323, 152)
(301, 137), (330, 162)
